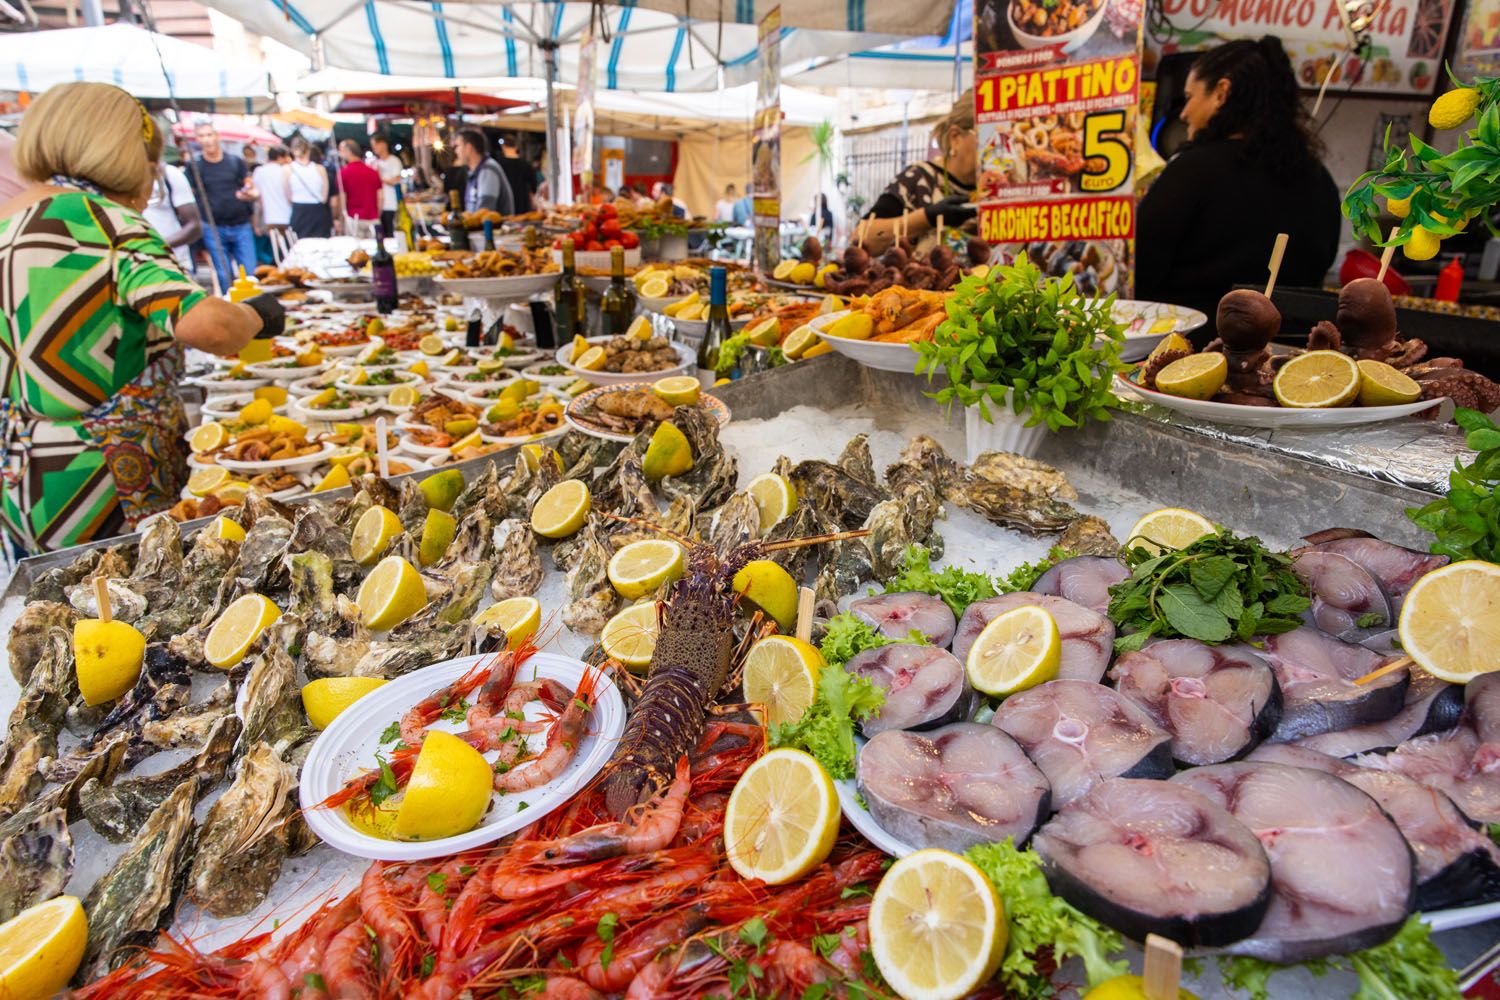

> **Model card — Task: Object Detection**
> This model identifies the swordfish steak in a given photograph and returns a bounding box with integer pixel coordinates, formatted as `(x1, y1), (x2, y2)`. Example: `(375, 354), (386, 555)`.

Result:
(954, 594), (1114, 683)
(1173, 761), (1415, 963)
(1033, 778), (1272, 948)
(1262, 627), (1408, 741)
(844, 645), (975, 737)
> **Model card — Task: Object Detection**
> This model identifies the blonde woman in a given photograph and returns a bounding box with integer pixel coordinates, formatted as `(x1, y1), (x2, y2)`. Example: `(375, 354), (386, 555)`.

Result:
(853, 90), (979, 256)
(0, 82), (280, 552)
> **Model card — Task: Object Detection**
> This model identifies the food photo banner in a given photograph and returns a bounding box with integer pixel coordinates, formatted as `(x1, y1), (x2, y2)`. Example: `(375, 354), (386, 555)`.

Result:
(1148, 0), (1454, 95)
(974, 0), (1143, 297)
(752, 5), (783, 275)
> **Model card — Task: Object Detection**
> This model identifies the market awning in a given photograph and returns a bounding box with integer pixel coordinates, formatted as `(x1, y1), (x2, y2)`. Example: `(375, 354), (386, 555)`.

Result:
(0, 22), (271, 102)
(193, 0), (903, 92)
(624, 0), (956, 37)
(785, 0), (972, 93)
(333, 90), (528, 115)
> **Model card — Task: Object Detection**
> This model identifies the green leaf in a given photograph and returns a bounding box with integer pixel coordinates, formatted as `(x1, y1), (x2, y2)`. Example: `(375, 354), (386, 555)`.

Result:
(1159, 585), (1233, 642)
(1189, 555), (1238, 600)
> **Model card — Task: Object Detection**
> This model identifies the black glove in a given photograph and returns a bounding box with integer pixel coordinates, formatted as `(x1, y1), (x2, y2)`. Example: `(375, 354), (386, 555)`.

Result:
(244, 293), (286, 340)
(924, 194), (977, 227)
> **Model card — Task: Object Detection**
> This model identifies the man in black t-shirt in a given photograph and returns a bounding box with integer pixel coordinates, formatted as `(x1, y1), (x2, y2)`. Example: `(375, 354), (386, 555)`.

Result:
(193, 122), (258, 294)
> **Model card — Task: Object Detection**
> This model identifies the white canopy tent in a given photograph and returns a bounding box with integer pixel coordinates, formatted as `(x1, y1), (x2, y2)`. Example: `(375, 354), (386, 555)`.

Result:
(785, 0), (971, 94)
(0, 23), (271, 108)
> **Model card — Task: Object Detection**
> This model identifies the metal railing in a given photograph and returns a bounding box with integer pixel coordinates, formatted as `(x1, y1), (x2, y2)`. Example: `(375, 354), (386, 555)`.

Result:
(841, 134), (924, 222)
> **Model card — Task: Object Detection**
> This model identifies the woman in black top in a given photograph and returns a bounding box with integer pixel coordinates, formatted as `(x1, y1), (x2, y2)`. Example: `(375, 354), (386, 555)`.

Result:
(1136, 36), (1340, 344)
(854, 90), (978, 256)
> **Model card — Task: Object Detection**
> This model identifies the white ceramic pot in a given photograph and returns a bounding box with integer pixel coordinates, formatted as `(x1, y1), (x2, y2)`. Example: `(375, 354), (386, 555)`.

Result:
(658, 234), (690, 260)
(964, 387), (1047, 461)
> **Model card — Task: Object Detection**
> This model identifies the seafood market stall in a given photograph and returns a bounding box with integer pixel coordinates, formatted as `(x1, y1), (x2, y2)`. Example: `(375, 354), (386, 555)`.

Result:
(3, 349), (1499, 999)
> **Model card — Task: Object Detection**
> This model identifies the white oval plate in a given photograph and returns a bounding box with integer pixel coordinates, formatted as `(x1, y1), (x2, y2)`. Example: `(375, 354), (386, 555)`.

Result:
(833, 734), (915, 859)
(198, 394), (287, 422)
(289, 399), (384, 422)
(1114, 372), (1444, 428)
(335, 371), (425, 396)
(565, 384), (730, 443)
(295, 337), (376, 358)
(433, 272), (561, 298)
(806, 310), (922, 374)
(669, 312), (751, 339)
(480, 424), (568, 446)
(395, 436), (453, 459)
(288, 374), (343, 397)
(244, 360), (333, 382)
(520, 363), (577, 388)
(553, 337), (695, 387)
(189, 373), (271, 392)
(299, 651), (624, 861)
(215, 440), (339, 472)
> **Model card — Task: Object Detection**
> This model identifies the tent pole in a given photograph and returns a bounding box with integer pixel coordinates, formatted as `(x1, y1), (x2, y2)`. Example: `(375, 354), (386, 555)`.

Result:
(543, 40), (560, 205)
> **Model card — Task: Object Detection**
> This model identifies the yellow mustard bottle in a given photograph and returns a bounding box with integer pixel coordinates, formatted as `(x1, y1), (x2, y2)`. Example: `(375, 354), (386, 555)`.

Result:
(231, 266), (272, 363)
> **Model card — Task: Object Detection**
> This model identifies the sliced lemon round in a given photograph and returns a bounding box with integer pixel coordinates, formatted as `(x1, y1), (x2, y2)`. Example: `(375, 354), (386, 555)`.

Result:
(388, 384), (421, 408)
(302, 677), (387, 730)
(639, 276), (672, 298)
(203, 593), (282, 669)
(1273, 350), (1361, 408)
(531, 479), (590, 539)
(419, 334), (447, 356)
(1398, 560), (1500, 684)
(781, 325), (820, 359)
(418, 508), (456, 566)
(351, 505), (403, 566)
(189, 421), (227, 454)
(576, 346), (607, 372)
(870, 850), (1008, 1000)
(966, 605), (1061, 697)
(187, 465), (232, 498)
(731, 559), (800, 631)
(642, 421), (693, 481)
(607, 539), (685, 599)
(211, 515), (245, 542)
(652, 375), (701, 406)
(742, 635), (822, 727)
(772, 259), (799, 281)
(474, 596), (542, 649)
(1356, 359), (1422, 406)
(312, 463), (351, 494)
(601, 601), (660, 671)
(73, 618), (145, 705)
(1126, 507), (1216, 556)
(356, 555), (427, 631)
(0, 895), (87, 1000)
(724, 747), (840, 884)
(393, 730), (493, 841)
(747, 472), (797, 534)
(1154, 352), (1227, 400)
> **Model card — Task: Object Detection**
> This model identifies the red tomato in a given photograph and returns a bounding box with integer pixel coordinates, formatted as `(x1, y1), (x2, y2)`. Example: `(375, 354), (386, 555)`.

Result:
(599, 203), (618, 219)
(620, 231), (641, 249)
(604, 239), (622, 250)
(600, 221), (623, 240)
(585, 240), (604, 252)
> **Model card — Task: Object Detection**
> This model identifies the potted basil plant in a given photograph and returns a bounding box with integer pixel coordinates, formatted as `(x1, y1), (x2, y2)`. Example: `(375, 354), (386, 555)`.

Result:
(914, 252), (1125, 460)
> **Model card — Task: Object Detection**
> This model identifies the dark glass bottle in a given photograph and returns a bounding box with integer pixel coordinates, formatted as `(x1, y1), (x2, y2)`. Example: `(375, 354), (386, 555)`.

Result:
(697, 265), (729, 387)
(482, 219), (496, 252)
(553, 239), (584, 347)
(371, 223), (398, 315)
(599, 245), (636, 337)
(447, 190), (469, 251)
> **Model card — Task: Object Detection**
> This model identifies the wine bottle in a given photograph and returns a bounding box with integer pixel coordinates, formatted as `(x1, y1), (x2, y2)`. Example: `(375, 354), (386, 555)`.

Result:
(371, 223), (398, 315)
(447, 190), (469, 252)
(599, 244), (636, 337)
(482, 219), (496, 251)
(394, 184), (415, 253)
(697, 265), (729, 388)
(553, 238), (584, 347)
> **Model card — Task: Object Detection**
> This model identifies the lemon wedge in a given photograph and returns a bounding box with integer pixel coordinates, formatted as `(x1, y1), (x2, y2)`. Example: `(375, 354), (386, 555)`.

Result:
(187, 465), (232, 498)
(568, 335), (590, 363)
(407, 359), (430, 378)
(870, 850), (1008, 1000)
(302, 677), (387, 730)
(73, 618), (145, 705)
(1154, 353), (1227, 400)
(254, 385), (289, 406)
(211, 515), (245, 542)
(388, 384), (420, 408)
(607, 539), (685, 599)
(781, 325), (820, 359)
(576, 346), (607, 372)
(1356, 359), (1422, 406)
(746, 472), (797, 534)
(741, 635), (822, 727)
(474, 596), (542, 649)
(237, 397), (274, 425)
(652, 375), (701, 406)
(350, 505), (403, 566)
(312, 464), (351, 494)
(965, 605), (1061, 697)
(642, 421), (693, 481)
(393, 730), (493, 841)
(530, 479), (590, 539)
(601, 602), (659, 670)
(725, 748), (840, 884)
(0, 895), (87, 1000)
(204, 593), (282, 669)
(731, 559), (800, 631)
(418, 508), (456, 566)
(419, 469), (466, 512)
(356, 555), (427, 631)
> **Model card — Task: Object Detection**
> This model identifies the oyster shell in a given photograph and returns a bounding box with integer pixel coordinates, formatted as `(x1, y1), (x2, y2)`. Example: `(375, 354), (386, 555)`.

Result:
(562, 520), (618, 636)
(188, 742), (311, 918)
(451, 463), (501, 521)
(0, 628), (72, 819)
(139, 679), (235, 749)
(657, 405), (737, 511)
(491, 518), (544, 601)
(0, 807), (71, 923)
(287, 504), (361, 590)
(240, 639), (311, 755)
(838, 433), (878, 484)
(708, 492), (761, 552)
(66, 577), (150, 625)
(131, 513), (184, 584)
(0, 736), (127, 836)
(81, 777), (199, 980)
(397, 477), (431, 535)
(970, 450), (1078, 500)
(946, 480), (1078, 534)
(1059, 515), (1120, 557)
(25, 548), (102, 604)
(792, 458), (888, 531)
(302, 596), (370, 679)
(78, 715), (241, 842)
(6, 601), (80, 684)
(862, 498), (916, 581)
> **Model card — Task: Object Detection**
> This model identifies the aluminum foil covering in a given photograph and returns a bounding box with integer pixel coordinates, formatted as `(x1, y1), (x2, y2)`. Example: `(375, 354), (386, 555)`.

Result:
(1118, 400), (1471, 495)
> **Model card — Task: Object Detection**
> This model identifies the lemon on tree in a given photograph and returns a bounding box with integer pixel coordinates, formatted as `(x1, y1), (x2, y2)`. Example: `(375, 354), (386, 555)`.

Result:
(746, 472), (797, 534)
(531, 479), (591, 538)
(741, 635), (822, 727)
(870, 849), (1008, 1000)
(1430, 86), (1481, 129)
(1398, 560), (1500, 684)
(203, 593), (282, 669)
(724, 748), (840, 884)
(1402, 225), (1443, 261)
(357, 555), (428, 631)
(1127, 507), (1215, 555)
(302, 677), (387, 729)
(351, 505), (403, 565)
(608, 539), (685, 599)
(474, 596), (542, 649)
(394, 730), (494, 840)
(966, 604), (1061, 697)
(601, 601), (660, 670)
(0, 895), (88, 1000)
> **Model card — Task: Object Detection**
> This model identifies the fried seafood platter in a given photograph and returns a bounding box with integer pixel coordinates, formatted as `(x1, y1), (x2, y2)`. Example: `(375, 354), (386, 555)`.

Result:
(7, 395), (1489, 998)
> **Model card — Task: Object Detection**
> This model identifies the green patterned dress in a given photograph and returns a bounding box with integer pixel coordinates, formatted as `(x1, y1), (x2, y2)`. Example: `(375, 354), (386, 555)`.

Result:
(0, 189), (206, 552)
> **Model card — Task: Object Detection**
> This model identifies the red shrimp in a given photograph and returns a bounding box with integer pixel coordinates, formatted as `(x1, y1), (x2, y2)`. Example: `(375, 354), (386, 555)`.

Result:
(399, 658), (495, 745)
(498, 677), (574, 733)
(278, 893), (361, 987)
(414, 858), (471, 951)
(360, 862), (421, 969)
(242, 956), (294, 1000)
(493, 666), (604, 794)
(533, 975), (605, 999)
(529, 756), (692, 863)
(576, 903), (711, 992)
(322, 920), (376, 1000)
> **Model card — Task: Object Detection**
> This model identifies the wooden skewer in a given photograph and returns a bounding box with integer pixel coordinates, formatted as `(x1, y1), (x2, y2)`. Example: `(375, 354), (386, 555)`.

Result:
(937, 214), (945, 246)
(94, 575), (112, 624)
(1354, 654), (1414, 687)
(1143, 934), (1184, 1000)
(795, 586), (816, 644)
(375, 416), (391, 479)
(855, 221), (865, 250)
(1263, 232), (1289, 299)
(1376, 225), (1400, 283)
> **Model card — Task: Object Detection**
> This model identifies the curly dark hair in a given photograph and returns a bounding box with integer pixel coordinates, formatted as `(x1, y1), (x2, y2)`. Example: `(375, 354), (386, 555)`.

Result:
(1189, 36), (1322, 177)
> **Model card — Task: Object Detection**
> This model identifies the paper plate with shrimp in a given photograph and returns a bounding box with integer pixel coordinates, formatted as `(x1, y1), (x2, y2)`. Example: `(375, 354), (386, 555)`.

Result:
(300, 645), (626, 861)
